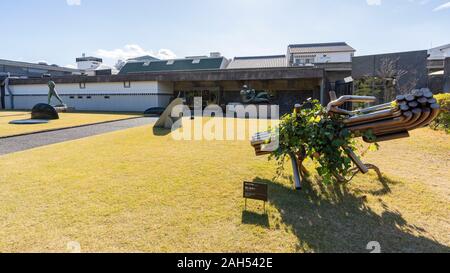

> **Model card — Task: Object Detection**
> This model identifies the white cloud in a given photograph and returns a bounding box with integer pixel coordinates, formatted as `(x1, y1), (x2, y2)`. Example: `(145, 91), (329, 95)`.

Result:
(66, 0), (81, 6)
(96, 44), (177, 62)
(366, 0), (382, 6)
(434, 1), (450, 11)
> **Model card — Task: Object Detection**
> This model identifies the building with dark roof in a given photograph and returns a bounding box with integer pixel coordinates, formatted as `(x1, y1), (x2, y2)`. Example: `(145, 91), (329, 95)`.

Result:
(119, 56), (229, 75)
(1, 43), (356, 113)
(0, 59), (81, 78)
(227, 55), (287, 69)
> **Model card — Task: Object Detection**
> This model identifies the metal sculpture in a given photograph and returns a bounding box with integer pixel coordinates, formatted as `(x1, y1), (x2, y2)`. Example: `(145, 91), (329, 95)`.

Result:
(47, 81), (65, 106)
(251, 88), (441, 189)
(240, 85), (271, 104)
(154, 98), (185, 129)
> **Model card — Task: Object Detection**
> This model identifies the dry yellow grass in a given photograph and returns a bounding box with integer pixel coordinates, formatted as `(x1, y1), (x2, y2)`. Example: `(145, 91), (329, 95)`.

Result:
(0, 118), (448, 253)
(0, 111), (140, 138)
(362, 128), (450, 200)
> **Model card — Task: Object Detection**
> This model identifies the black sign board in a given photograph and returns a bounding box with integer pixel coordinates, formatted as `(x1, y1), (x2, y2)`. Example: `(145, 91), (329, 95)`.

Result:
(243, 182), (268, 202)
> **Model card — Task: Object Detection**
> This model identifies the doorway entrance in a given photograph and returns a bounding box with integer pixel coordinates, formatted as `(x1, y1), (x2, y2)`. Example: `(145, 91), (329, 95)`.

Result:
(178, 87), (220, 109)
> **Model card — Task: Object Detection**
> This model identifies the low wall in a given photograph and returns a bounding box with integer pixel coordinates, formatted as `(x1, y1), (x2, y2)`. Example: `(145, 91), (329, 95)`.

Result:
(5, 81), (174, 112)
(4, 93), (170, 112)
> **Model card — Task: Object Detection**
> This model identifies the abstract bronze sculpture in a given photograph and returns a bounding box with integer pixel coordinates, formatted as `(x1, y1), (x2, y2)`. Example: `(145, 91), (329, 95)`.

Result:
(251, 88), (440, 189)
(240, 85), (271, 104)
(31, 103), (59, 120)
(154, 98), (185, 129)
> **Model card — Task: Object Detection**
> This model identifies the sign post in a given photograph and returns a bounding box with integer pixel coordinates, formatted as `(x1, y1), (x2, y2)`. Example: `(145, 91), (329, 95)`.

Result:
(243, 182), (268, 214)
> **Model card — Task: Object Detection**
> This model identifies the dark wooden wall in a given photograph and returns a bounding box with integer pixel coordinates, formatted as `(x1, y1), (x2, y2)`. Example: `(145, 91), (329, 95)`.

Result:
(174, 79), (321, 114)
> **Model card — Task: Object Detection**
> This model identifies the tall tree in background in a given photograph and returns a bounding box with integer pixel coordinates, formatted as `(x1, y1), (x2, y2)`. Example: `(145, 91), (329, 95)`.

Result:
(376, 58), (417, 102)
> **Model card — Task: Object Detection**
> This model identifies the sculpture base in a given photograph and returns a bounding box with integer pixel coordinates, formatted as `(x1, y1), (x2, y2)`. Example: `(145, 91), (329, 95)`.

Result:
(53, 105), (75, 113)
(9, 119), (49, 125)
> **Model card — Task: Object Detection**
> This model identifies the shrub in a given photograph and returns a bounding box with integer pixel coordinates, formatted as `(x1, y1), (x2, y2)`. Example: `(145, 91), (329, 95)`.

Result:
(430, 93), (450, 133)
(271, 100), (375, 184)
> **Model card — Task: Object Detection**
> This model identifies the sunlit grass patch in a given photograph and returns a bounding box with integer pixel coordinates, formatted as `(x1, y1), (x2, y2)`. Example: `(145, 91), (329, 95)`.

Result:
(0, 118), (448, 253)
(0, 111), (140, 138)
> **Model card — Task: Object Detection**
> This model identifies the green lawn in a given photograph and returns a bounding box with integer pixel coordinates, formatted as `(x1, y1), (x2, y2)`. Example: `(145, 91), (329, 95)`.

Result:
(0, 118), (448, 253)
(0, 111), (140, 138)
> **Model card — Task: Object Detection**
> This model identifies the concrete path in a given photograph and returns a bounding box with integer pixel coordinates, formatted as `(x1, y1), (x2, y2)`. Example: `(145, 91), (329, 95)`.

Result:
(0, 117), (157, 156)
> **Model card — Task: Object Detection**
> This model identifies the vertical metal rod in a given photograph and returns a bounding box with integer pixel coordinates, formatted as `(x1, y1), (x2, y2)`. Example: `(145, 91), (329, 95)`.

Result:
(345, 148), (369, 174)
(289, 152), (302, 190)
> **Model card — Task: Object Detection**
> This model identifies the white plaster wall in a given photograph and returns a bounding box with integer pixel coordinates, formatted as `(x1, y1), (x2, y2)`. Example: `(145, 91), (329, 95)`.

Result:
(5, 94), (159, 112)
(157, 81), (174, 107)
(6, 81), (170, 112)
(9, 81), (159, 95)
(293, 52), (353, 64)
(429, 47), (450, 60)
(316, 52), (353, 63)
(77, 60), (101, 70)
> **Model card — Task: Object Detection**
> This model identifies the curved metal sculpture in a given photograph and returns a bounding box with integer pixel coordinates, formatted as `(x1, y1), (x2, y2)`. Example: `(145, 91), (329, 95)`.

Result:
(240, 85), (271, 104)
(251, 88), (441, 190)
(154, 98), (185, 129)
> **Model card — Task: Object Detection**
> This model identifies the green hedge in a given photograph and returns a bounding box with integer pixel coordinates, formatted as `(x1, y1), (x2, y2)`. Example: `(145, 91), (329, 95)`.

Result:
(431, 93), (450, 133)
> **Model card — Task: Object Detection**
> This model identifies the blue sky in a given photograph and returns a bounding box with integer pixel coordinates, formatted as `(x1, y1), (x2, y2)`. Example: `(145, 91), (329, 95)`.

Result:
(1, 0), (449, 67)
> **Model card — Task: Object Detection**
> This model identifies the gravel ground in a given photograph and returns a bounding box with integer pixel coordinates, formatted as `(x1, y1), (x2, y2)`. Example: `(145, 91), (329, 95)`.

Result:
(0, 117), (157, 156)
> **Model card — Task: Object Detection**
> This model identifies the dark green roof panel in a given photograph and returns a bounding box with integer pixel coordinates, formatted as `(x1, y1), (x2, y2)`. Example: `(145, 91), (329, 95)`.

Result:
(119, 58), (225, 74)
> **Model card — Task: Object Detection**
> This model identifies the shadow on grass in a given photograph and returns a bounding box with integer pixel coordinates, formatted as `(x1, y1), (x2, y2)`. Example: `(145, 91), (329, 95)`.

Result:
(242, 211), (270, 228)
(252, 176), (450, 253)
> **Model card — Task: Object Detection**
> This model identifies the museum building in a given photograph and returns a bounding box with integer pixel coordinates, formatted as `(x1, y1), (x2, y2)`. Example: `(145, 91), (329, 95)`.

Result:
(2, 43), (356, 113)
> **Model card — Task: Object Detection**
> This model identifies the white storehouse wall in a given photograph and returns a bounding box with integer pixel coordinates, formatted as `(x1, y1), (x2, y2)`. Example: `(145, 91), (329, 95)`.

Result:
(292, 51), (353, 64)
(5, 81), (174, 112)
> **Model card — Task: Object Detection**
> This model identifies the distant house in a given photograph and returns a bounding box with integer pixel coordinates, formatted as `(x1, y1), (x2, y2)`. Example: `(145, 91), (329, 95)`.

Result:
(428, 44), (450, 60)
(3, 46), (354, 113)
(127, 55), (160, 63)
(76, 54), (103, 70)
(76, 54), (117, 76)
(428, 44), (450, 73)
(287, 42), (356, 66)
(227, 55), (287, 69)
(0, 59), (81, 78)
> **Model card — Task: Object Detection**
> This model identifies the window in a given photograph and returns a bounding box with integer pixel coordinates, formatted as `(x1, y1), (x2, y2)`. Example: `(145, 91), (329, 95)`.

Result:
(293, 54), (316, 66)
(167, 60), (175, 65)
(124, 81), (131, 88)
(78, 96), (83, 99)
(79, 82), (86, 89)
(192, 59), (201, 64)
(104, 96), (110, 99)
(87, 96), (92, 99)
